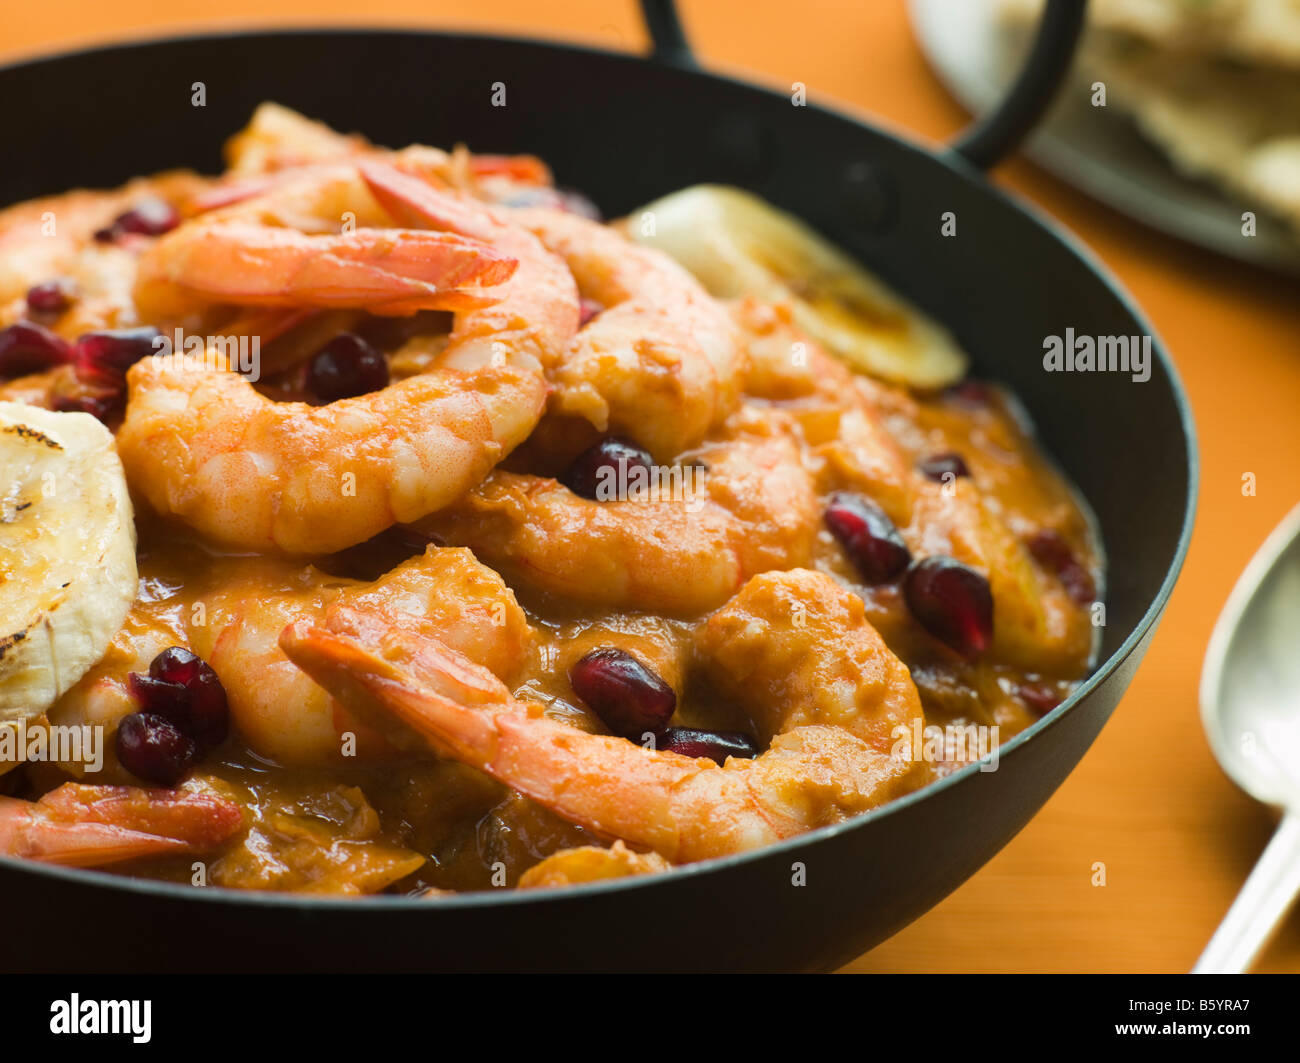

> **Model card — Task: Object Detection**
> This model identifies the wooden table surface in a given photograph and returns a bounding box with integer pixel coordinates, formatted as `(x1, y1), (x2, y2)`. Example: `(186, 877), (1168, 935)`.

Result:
(5, 0), (1298, 973)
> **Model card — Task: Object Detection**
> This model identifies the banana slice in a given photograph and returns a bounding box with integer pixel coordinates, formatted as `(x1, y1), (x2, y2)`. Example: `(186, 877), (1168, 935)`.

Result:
(625, 185), (968, 388)
(0, 402), (137, 728)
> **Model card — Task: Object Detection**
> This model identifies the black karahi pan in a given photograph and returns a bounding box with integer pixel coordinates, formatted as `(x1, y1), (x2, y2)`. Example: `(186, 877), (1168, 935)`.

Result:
(0, 0), (1195, 972)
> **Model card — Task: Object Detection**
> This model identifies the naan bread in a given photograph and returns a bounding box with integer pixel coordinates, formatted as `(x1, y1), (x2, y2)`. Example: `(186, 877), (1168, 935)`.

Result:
(1001, 0), (1300, 69)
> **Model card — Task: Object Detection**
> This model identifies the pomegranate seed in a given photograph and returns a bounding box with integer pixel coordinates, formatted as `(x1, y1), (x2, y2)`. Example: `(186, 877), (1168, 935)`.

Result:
(305, 333), (388, 403)
(824, 491), (911, 584)
(74, 326), (163, 376)
(150, 645), (204, 685)
(115, 712), (196, 786)
(118, 198), (180, 235)
(25, 280), (74, 315)
(52, 380), (126, 425)
(903, 556), (994, 658)
(657, 727), (760, 764)
(569, 648), (676, 739)
(1026, 529), (1096, 605)
(919, 452), (970, 481)
(946, 379), (992, 406)
(127, 647), (229, 753)
(127, 672), (187, 718)
(1016, 680), (1063, 716)
(96, 197), (180, 243)
(1059, 568), (1097, 606)
(561, 437), (654, 501)
(578, 298), (603, 327)
(0, 321), (73, 379)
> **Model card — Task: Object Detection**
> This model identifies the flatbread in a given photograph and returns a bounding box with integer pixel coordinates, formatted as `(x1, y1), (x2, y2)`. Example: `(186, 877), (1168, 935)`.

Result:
(1001, 0), (1300, 70)
(1091, 35), (1300, 233)
(998, 0), (1300, 235)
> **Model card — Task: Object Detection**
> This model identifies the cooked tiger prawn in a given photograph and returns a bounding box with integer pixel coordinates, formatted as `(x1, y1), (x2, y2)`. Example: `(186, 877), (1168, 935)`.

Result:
(359, 161), (579, 369)
(422, 423), (820, 616)
(0, 782), (242, 867)
(116, 168), (579, 554)
(509, 205), (748, 459)
(280, 569), (925, 864)
(200, 546), (533, 765)
(47, 546), (533, 769)
(132, 160), (518, 323)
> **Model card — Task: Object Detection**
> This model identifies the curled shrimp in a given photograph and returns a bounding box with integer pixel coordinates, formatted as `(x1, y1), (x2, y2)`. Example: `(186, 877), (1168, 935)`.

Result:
(132, 162), (517, 320)
(45, 547), (531, 770)
(422, 426), (820, 616)
(516, 207), (746, 458)
(280, 570), (926, 865)
(0, 783), (242, 867)
(509, 205), (747, 459)
(358, 161), (579, 370)
(117, 168), (579, 555)
(198, 546), (532, 766)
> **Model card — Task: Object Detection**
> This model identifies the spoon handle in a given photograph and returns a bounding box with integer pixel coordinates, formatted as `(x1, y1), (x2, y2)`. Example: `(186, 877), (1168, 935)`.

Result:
(1194, 812), (1300, 974)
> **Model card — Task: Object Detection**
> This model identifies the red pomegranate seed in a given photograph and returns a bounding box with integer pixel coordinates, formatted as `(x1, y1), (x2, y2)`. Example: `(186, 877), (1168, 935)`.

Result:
(25, 280), (75, 315)
(74, 326), (163, 376)
(824, 491), (911, 584)
(52, 378), (126, 424)
(305, 333), (389, 403)
(919, 452), (970, 482)
(561, 437), (655, 501)
(150, 645), (204, 685)
(115, 712), (197, 786)
(0, 321), (73, 379)
(1016, 680), (1063, 716)
(946, 379), (992, 406)
(569, 648), (676, 739)
(657, 727), (760, 764)
(1026, 529), (1096, 605)
(578, 298), (604, 327)
(95, 197), (180, 243)
(903, 556), (994, 658)
(127, 646), (229, 753)
(127, 672), (187, 717)
(118, 198), (180, 235)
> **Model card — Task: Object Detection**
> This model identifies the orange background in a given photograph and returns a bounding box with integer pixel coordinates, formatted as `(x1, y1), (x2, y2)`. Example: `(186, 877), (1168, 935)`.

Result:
(4, 0), (1297, 973)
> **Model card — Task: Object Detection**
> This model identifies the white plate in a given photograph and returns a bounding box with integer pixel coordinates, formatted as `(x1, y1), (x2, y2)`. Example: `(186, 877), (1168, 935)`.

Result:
(908, 0), (1300, 277)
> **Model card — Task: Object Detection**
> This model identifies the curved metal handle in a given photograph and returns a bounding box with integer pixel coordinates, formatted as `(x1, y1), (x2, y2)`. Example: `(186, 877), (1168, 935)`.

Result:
(1193, 813), (1300, 973)
(950, 0), (1088, 170)
(637, 0), (1088, 170)
(639, 0), (697, 69)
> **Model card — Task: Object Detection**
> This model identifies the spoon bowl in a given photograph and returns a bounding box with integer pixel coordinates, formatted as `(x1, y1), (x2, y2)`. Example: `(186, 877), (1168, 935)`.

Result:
(1196, 502), (1300, 973)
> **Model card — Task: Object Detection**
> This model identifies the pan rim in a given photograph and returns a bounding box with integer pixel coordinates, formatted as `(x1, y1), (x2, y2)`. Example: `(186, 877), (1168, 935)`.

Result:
(0, 24), (1198, 912)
